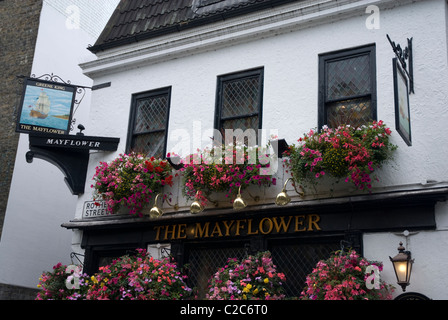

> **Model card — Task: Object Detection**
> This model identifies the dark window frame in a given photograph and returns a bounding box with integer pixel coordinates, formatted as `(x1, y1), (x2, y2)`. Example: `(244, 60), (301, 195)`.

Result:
(126, 87), (172, 158)
(214, 67), (264, 142)
(318, 44), (377, 129)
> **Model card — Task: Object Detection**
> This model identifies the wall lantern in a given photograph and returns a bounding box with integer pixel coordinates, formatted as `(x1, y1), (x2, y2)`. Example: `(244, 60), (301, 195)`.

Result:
(149, 194), (164, 218)
(275, 178), (304, 206)
(389, 241), (414, 292)
(190, 191), (204, 214)
(233, 186), (247, 210)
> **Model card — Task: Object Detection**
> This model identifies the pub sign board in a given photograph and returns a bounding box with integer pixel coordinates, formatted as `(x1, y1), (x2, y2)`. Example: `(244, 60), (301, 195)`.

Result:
(28, 133), (121, 151)
(16, 78), (76, 134)
(393, 58), (412, 146)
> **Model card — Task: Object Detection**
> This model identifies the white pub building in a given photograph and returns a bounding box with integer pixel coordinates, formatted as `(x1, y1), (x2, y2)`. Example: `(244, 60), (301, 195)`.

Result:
(57, 0), (448, 299)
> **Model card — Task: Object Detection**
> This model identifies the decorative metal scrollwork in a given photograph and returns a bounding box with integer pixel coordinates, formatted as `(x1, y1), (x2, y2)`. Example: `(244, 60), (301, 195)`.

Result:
(387, 34), (414, 94)
(30, 72), (72, 85)
(21, 73), (92, 132)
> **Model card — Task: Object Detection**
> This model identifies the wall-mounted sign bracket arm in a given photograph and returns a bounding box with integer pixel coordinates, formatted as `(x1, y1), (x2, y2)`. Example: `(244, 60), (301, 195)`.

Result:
(27, 133), (120, 195)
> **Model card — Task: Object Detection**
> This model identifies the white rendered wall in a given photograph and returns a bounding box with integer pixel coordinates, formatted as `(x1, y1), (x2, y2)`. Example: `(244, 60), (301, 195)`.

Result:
(364, 200), (448, 299)
(77, 0), (448, 298)
(81, 0), (448, 197)
(0, 0), (119, 289)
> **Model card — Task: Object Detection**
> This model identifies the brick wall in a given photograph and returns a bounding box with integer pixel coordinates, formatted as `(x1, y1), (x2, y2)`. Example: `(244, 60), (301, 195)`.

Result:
(0, 0), (43, 239)
(0, 283), (40, 300)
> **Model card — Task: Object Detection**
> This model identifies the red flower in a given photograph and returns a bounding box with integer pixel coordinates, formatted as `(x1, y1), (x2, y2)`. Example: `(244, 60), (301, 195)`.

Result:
(145, 161), (154, 172)
(163, 175), (173, 186)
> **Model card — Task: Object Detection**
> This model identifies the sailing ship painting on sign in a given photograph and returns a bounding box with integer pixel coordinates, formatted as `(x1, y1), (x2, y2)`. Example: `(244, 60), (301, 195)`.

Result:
(16, 78), (76, 134)
(30, 89), (51, 119)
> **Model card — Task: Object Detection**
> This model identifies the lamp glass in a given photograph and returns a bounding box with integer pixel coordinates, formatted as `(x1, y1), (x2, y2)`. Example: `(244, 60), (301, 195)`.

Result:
(393, 260), (409, 283)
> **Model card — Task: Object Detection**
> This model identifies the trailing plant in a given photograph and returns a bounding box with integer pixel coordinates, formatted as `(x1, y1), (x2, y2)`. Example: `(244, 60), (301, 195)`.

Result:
(283, 120), (397, 191)
(36, 262), (88, 300)
(206, 251), (286, 300)
(180, 143), (276, 207)
(36, 249), (194, 300)
(91, 152), (173, 216)
(300, 249), (394, 300)
(83, 249), (193, 300)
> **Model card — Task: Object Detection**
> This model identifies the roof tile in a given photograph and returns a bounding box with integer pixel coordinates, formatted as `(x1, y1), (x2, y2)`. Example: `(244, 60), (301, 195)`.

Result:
(90, 0), (302, 52)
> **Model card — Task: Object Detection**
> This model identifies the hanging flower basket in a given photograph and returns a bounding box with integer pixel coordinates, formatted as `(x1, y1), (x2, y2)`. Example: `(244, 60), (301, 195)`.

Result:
(180, 143), (276, 207)
(84, 249), (193, 300)
(91, 152), (174, 216)
(206, 251), (286, 300)
(36, 249), (194, 300)
(300, 249), (394, 300)
(283, 120), (397, 192)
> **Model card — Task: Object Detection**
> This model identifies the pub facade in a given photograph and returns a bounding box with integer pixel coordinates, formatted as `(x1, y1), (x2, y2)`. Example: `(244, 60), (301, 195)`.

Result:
(62, 0), (448, 299)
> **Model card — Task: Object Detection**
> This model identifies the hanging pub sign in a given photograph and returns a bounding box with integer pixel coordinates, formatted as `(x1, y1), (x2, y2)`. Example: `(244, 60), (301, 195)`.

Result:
(387, 34), (414, 146)
(393, 58), (412, 146)
(16, 77), (77, 134)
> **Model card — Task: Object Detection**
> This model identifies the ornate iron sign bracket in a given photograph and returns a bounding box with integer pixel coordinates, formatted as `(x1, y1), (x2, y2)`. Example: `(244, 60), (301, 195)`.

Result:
(17, 73), (92, 133)
(387, 34), (414, 94)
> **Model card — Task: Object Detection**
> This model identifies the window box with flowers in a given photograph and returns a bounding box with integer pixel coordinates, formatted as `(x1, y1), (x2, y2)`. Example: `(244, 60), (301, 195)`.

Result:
(283, 120), (397, 193)
(91, 152), (174, 216)
(180, 143), (276, 208)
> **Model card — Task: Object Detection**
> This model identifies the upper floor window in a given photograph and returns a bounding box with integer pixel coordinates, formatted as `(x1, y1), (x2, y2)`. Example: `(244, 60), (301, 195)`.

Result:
(214, 68), (264, 143)
(318, 44), (377, 129)
(127, 87), (171, 158)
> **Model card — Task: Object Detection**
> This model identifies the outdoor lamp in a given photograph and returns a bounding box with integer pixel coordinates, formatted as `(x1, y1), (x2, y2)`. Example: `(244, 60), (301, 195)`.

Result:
(233, 186), (247, 210)
(149, 194), (163, 218)
(275, 177), (304, 206)
(190, 191), (204, 214)
(389, 241), (414, 292)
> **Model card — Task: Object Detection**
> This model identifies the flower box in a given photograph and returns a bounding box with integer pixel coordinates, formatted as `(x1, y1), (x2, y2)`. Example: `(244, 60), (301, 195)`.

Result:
(91, 152), (174, 216)
(180, 143), (276, 208)
(283, 121), (397, 193)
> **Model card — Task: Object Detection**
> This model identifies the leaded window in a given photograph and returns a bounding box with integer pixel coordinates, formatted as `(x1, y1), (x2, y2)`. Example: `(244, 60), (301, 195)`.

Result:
(318, 45), (376, 129)
(127, 87), (171, 158)
(215, 68), (263, 143)
(183, 237), (342, 298)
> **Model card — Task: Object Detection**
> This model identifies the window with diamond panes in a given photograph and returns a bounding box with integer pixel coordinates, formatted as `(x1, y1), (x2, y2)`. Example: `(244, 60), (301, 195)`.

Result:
(127, 88), (171, 158)
(268, 238), (341, 297)
(184, 244), (248, 299)
(182, 237), (342, 298)
(215, 68), (263, 143)
(318, 45), (376, 129)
